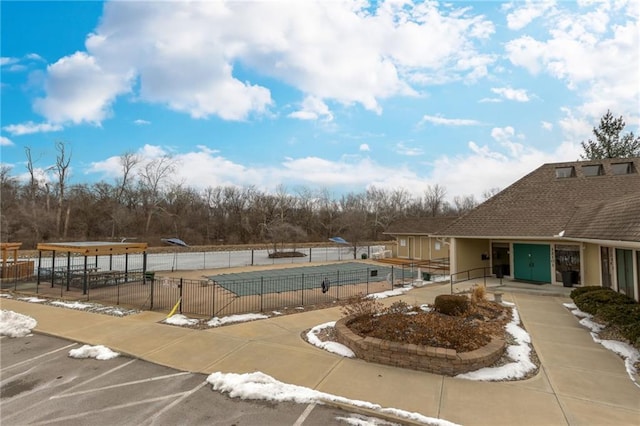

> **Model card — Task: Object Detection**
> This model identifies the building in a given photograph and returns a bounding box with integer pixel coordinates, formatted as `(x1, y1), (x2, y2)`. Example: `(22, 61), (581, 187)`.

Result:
(384, 217), (458, 261)
(434, 157), (640, 301)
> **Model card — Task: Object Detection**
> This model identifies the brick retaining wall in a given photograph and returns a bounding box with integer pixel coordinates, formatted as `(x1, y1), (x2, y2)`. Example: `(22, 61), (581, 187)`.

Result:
(334, 316), (506, 376)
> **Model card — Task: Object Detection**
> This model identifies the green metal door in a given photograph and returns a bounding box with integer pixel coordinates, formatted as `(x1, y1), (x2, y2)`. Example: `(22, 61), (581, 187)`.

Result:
(513, 244), (551, 283)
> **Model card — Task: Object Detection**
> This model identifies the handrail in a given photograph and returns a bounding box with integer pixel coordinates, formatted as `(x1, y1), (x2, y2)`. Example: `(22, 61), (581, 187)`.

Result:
(449, 267), (492, 294)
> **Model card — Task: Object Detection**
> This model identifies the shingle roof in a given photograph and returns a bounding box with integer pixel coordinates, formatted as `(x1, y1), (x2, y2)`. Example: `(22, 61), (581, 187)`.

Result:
(564, 192), (640, 242)
(385, 216), (459, 235)
(437, 157), (640, 241)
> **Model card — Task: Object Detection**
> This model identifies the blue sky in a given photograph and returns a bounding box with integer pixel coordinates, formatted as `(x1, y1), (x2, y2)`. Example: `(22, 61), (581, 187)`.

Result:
(1, 0), (638, 201)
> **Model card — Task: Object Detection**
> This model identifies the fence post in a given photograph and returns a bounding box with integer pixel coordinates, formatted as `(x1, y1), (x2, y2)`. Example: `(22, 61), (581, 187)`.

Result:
(150, 276), (155, 310)
(391, 266), (394, 289)
(366, 268), (369, 295)
(179, 278), (183, 314)
(336, 270), (340, 300)
(301, 274), (304, 306)
(260, 277), (264, 312)
(51, 251), (56, 288)
(309, 247), (312, 262)
(83, 256), (88, 296)
(36, 250), (42, 292)
(211, 278), (216, 317)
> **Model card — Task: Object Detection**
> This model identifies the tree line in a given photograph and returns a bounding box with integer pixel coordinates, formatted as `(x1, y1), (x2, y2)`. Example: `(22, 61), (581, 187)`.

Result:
(0, 145), (490, 249)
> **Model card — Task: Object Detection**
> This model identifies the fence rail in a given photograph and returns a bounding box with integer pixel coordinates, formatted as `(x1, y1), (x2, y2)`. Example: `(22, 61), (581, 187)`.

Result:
(2, 263), (422, 318)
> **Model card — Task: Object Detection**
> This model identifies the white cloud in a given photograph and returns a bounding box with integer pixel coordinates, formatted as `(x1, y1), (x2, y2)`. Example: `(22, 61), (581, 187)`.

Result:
(3, 121), (63, 136)
(491, 126), (526, 157)
(478, 97), (502, 103)
(134, 119), (150, 125)
(506, 0), (557, 30)
(32, 1), (496, 124)
(491, 87), (530, 102)
(395, 142), (424, 156)
(541, 121), (553, 131)
(419, 114), (481, 126)
(1, 57), (18, 67)
(1, 136), (13, 146)
(33, 52), (133, 124)
(506, 1), (639, 121)
(288, 96), (333, 121)
(359, 144), (370, 152)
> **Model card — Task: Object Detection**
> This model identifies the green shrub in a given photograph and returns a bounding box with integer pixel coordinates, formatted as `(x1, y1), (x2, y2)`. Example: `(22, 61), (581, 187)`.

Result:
(570, 286), (607, 300)
(434, 294), (469, 316)
(574, 289), (636, 315)
(621, 322), (640, 346)
(595, 303), (640, 326)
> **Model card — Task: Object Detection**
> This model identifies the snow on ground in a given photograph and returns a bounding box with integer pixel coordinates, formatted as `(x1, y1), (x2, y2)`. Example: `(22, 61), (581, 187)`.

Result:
(0, 293), (13, 298)
(207, 313), (269, 327)
(306, 321), (355, 358)
(164, 314), (199, 326)
(69, 344), (120, 360)
(366, 287), (412, 300)
(8, 293), (138, 316)
(455, 305), (536, 381)
(207, 371), (459, 426)
(18, 296), (47, 303)
(564, 305), (640, 388)
(51, 301), (93, 310)
(0, 310), (37, 337)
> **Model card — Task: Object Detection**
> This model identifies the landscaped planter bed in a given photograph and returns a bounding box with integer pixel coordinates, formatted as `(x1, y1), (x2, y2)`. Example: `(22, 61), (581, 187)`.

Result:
(334, 315), (506, 376)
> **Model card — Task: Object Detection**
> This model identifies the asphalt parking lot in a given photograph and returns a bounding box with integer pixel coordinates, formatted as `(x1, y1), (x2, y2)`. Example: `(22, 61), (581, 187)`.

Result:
(0, 333), (390, 426)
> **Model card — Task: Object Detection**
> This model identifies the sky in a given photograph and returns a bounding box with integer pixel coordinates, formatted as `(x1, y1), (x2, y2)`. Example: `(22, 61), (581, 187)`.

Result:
(1, 0), (639, 201)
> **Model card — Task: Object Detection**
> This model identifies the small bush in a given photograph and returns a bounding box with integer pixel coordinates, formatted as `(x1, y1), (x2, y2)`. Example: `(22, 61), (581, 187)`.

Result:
(341, 294), (383, 319)
(570, 286), (607, 299)
(470, 284), (486, 304)
(384, 300), (412, 315)
(434, 294), (470, 316)
(573, 289), (636, 315)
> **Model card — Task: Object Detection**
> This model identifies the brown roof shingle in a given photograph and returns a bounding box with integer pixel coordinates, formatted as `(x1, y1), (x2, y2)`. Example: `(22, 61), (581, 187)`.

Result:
(385, 216), (459, 235)
(437, 157), (640, 241)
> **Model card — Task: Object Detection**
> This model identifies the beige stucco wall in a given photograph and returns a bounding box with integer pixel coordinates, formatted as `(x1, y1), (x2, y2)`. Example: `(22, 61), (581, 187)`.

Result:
(582, 243), (600, 286)
(394, 235), (448, 260)
(396, 236), (409, 258)
(453, 238), (490, 274)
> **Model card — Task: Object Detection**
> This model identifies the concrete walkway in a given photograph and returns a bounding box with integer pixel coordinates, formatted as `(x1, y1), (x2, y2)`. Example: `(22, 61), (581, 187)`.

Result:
(1, 284), (639, 426)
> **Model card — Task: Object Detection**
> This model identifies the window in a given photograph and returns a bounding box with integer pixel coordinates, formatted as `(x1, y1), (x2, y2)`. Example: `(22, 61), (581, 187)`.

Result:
(582, 164), (603, 176)
(555, 166), (575, 178)
(611, 162), (634, 175)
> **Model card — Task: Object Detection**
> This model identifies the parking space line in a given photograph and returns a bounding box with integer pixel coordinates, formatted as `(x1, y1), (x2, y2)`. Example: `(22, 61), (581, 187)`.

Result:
(30, 391), (193, 425)
(56, 359), (136, 397)
(1, 343), (77, 372)
(0, 365), (37, 387)
(49, 371), (191, 399)
(293, 403), (317, 426)
(141, 381), (208, 426)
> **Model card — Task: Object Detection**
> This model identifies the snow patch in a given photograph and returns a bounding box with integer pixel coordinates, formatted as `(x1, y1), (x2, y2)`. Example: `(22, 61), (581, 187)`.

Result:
(306, 321), (355, 358)
(164, 314), (199, 326)
(207, 313), (269, 327)
(366, 287), (411, 300)
(0, 293), (13, 298)
(51, 301), (93, 310)
(0, 309), (37, 337)
(69, 344), (119, 360)
(18, 297), (47, 303)
(456, 306), (536, 381)
(207, 371), (459, 426)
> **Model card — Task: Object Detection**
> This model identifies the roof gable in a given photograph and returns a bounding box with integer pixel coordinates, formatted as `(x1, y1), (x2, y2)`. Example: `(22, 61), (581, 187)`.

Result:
(437, 157), (640, 240)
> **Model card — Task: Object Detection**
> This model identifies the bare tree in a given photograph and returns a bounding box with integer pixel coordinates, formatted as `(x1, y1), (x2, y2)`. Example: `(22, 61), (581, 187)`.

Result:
(423, 184), (447, 217)
(138, 156), (176, 235)
(482, 187), (501, 200)
(116, 151), (140, 203)
(53, 141), (72, 237)
(452, 194), (477, 214)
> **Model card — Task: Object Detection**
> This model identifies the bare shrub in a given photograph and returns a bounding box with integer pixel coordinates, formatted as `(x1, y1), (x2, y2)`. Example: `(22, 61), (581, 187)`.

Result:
(471, 284), (486, 304)
(341, 294), (383, 319)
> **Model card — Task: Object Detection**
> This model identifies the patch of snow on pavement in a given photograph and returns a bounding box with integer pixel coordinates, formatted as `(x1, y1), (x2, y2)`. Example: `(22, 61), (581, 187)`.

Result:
(164, 314), (199, 326)
(307, 321), (355, 358)
(69, 344), (119, 360)
(366, 287), (411, 300)
(51, 301), (93, 310)
(0, 310), (37, 337)
(565, 305), (640, 388)
(336, 413), (399, 425)
(207, 371), (459, 426)
(18, 297), (47, 303)
(456, 305), (536, 381)
(0, 293), (13, 298)
(207, 313), (269, 327)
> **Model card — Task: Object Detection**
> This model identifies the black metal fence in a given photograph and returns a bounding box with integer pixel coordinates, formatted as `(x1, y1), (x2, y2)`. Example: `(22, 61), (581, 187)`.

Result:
(2, 264), (422, 318)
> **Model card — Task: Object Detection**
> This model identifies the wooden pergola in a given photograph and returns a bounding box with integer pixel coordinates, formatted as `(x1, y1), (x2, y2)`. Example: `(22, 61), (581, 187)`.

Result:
(36, 241), (148, 294)
(1, 242), (27, 279)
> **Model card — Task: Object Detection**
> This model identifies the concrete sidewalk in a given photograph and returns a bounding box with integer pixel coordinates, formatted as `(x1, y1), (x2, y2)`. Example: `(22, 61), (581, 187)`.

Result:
(1, 285), (639, 426)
